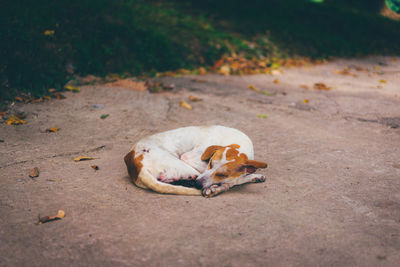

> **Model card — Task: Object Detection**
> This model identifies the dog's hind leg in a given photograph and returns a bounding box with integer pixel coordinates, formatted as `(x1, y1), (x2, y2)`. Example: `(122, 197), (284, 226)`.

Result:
(139, 168), (202, 195)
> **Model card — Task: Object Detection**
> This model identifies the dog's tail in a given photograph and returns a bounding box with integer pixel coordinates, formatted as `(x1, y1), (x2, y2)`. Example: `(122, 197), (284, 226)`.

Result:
(139, 168), (202, 196)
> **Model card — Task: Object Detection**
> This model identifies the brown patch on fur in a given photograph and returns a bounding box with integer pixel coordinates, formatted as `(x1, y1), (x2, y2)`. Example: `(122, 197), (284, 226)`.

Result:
(124, 150), (143, 183)
(201, 144), (241, 162)
(201, 145), (223, 161)
(208, 145), (268, 182)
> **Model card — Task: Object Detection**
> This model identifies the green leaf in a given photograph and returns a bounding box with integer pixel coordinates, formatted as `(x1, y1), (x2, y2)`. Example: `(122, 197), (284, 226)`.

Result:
(100, 114), (109, 119)
(257, 114), (268, 119)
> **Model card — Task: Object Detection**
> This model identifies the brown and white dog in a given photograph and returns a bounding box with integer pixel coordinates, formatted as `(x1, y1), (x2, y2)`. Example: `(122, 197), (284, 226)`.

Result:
(124, 125), (267, 197)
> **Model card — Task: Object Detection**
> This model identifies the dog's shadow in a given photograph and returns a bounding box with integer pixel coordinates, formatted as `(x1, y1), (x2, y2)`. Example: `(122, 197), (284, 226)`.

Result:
(122, 175), (203, 191)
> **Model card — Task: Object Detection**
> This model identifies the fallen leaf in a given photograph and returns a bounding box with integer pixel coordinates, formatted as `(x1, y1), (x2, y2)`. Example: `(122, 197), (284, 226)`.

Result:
(73, 156), (95, 162)
(29, 167), (40, 178)
(43, 30), (55, 36)
(192, 79), (207, 83)
(14, 96), (24, 102)
(333, 68), (357, 77)
(180, 101), (192, 110)
(257, 114), (268, 119)
(213, 58), (225, 69)
(197, 67), (207, 75)
(313, 83), (331, 90)
(91, 165), (99, 171)
(259, 90), (276, 96)
(6, 115), (26, 125)
(52, 92), (66, 99)
(64, 85), (80, 92)
(374, 66), (380, 71)
(45, 127), (59, 133)
(104, 79), (147, 91)
(31, 98), (43, 103)
(273, 79), (280, 84)
(100, 114), (109, 119)
(37, 210), (65, 225)
(379, 79), (387, 84)
(303, 99), (309, 103)
(218, 65), (231, 75)
(188, 95), (202, 102)
(299, 84), (309, 89)
(271, 70), (281, 75)
(248, 84), (259, 91)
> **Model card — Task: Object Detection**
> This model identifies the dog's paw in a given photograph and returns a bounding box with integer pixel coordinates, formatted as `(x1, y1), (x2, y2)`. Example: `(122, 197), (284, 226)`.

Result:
(252, 175), (266, 183)
(202, 184), (229, 198)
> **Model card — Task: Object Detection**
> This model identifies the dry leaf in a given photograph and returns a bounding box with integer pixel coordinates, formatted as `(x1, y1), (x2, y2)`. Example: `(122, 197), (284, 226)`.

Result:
(197, 67), (207, 75)
(303, 99), (309, 103)
(6, 115), (26, 125)
(218, 65), (231, 75)
(180, 101), (192, 110)
(43, 30), (55, 36)
(14, 96), (23, 102)
(271, 70), (281, 75)
(73, 156), (95, 162)
(105, 79), (147, 91)
(213, 58), (225, 69)
(91, 165), (99, 171)
(64, 85), (80, 92)
(273, 79), (280, 84)
(379, 80), (387, 84)
(333, 68), (357, 77)
(192, 79), (207, 83)
(29, 167), (40, 178)
(188, 95), (202, 102)
(313, 83), (331, 90)
(45, 127), (59, 133)
(248, 84), (259, 91)
(299, 84), (309, 89)
(37, 210), (65, 224)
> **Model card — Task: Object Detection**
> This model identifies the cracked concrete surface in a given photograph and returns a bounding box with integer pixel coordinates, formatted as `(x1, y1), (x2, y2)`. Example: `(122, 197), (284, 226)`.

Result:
(0, 56), (399, 266)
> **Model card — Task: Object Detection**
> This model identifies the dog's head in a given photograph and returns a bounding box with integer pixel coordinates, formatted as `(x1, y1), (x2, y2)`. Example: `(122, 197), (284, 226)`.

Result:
(196, 144), (267, 188)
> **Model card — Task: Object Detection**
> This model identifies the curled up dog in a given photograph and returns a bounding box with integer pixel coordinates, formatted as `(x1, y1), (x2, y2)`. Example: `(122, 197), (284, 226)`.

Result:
(124, 125), (267, 197)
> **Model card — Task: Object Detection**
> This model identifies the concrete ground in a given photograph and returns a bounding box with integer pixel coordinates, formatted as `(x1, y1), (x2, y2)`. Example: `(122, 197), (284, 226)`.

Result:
(0, 56), (399, 266)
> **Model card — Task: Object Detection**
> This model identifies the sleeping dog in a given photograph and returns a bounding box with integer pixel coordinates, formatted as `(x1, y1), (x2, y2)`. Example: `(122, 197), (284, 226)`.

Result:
(124, 125), (267, 197)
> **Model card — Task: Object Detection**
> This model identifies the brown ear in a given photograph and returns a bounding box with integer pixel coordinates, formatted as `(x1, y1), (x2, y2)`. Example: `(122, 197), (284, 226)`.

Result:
(246, 160), (268, 169)
(201, 145), (223, 161)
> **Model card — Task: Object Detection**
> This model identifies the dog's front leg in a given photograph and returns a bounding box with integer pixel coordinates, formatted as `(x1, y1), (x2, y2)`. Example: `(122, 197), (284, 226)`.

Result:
(202, 183), (232, 198)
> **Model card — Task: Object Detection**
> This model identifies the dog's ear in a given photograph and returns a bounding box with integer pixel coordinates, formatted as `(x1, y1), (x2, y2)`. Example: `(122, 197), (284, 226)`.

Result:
(238, 160), (268, 174)
(247, 160), (268, 169)
(201, 145), (223, 161)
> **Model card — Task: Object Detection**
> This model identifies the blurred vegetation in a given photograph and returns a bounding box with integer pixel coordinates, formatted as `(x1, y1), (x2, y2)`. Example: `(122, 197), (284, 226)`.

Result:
(0, 0), (399, 103)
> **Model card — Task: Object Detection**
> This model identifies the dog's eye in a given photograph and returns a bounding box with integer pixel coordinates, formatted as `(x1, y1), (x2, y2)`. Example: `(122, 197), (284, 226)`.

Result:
(215, 173), (228, 178)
